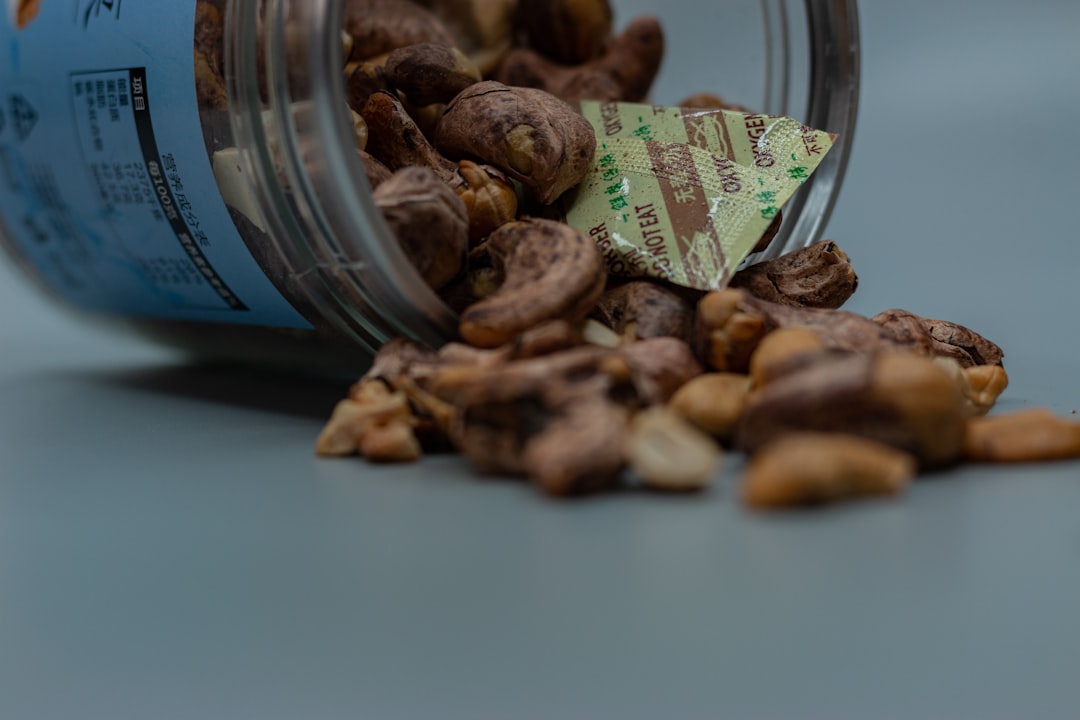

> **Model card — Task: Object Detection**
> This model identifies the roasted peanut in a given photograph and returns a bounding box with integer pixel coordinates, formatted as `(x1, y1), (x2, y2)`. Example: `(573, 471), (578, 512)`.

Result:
(964, 408), (1080, 463)
(627, 408), (720, 492)
(742, 433), (916, 509)
(736, 352), (969, 468)
(962, 365), (1009, 416)
(748, 326), (827, 388)
(668, 373), (752, 442)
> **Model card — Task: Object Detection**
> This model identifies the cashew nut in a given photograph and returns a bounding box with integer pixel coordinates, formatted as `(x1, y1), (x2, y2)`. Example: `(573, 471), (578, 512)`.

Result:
(435, 81), (597, 204)
(459, 218), (607, 348)
(730, 240), (859, 309)
(590, 280), (695, 344)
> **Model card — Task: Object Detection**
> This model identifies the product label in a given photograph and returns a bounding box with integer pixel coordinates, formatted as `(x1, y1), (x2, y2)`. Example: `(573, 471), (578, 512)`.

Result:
(565, 101), (836, 291)
(0, 2), (310, 327)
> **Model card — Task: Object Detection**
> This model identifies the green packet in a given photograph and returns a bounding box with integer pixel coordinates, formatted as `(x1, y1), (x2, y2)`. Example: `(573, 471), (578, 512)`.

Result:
(558, 101), (835, 291)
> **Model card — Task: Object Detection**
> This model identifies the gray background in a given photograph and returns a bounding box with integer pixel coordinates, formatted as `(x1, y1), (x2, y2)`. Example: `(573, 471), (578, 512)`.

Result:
(3, 1), (1080, 718)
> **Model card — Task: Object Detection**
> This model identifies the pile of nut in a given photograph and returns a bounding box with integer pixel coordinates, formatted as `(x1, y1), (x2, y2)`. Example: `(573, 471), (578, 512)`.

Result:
(301, 0), (1080, 507)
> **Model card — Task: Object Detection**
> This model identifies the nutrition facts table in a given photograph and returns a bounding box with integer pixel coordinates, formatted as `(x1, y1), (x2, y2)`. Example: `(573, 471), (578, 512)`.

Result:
(71, 67), (247, 312)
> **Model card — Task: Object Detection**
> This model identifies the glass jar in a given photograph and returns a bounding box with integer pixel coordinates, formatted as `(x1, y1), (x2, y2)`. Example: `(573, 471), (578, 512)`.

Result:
(0, 0), (858, 374)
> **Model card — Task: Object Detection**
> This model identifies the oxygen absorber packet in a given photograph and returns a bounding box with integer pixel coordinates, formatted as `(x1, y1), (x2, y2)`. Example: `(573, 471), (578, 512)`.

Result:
(563, 101), (835, 290)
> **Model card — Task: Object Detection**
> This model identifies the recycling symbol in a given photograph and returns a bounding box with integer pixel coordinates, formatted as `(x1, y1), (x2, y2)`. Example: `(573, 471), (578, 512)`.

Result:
(9, 94), (38, 142)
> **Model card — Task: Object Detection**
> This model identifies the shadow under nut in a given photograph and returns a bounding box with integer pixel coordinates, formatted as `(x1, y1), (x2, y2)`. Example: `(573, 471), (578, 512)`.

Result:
(459, 218), (607, 348)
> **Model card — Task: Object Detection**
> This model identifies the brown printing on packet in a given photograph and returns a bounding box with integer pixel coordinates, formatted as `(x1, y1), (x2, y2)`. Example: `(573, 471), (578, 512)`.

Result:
(561, 101), (835, 291)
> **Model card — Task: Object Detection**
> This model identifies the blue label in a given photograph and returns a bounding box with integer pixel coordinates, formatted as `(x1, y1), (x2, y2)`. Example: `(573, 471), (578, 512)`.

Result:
(0, 2), (311, 328)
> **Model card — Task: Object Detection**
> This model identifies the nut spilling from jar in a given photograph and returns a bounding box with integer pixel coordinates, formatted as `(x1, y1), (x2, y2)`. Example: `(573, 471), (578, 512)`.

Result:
(316, 223), (1079, 509)
(190, 1), (1077, 506)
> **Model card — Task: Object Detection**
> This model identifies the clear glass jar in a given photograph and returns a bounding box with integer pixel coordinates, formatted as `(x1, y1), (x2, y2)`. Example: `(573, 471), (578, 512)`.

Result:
(0, 0), (858, 374)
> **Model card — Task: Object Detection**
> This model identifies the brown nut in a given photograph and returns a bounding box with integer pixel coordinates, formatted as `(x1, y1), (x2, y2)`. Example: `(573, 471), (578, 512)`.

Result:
(358, 420), (424, 462)
(627, 407), (720, 492)
(616, 337), (703, 406)
(384, 43), (482, 107)
(742, 433), (916, 509)
(344, 0), (455, 61)
(515, 0), (614, 65)
(423, 0), (518, 75)
(736, 351), (969, 469)
(587, 17), (664, 103)
(748, 326), (827, 388)
(590, 280), (695, 344)
(194, 2), (227, 110)
(730, 240), (859, 309)
(964, 408), (1080, 463)
(496, 15), (664, 104)
(459, 218), (607, 348)
(668, 373), (752, 442)
(932, 358), (1010, 418)
(449, 160), (518, 245)
(695, 289), (934, 373)
(361, 91), (457, 179)
(694, 289), (770, 373)
(359, 149), (393, 189)
(962, 365), (1009, 416)
(315, 380), (421, 461)
(922, 316), (1005, 368)
(373, 166), (469, 291)
(447, 346), (630, 492)
(872, 310), (1004, 369)
(361, 337), (444, 387)
(345, 59), (390, 115)
(522, 397), (631, 496)
(435, 81), (597, 204)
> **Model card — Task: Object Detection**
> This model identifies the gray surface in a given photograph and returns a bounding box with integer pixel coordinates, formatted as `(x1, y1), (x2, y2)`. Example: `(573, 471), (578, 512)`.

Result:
(3, 2), (1080, 719)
